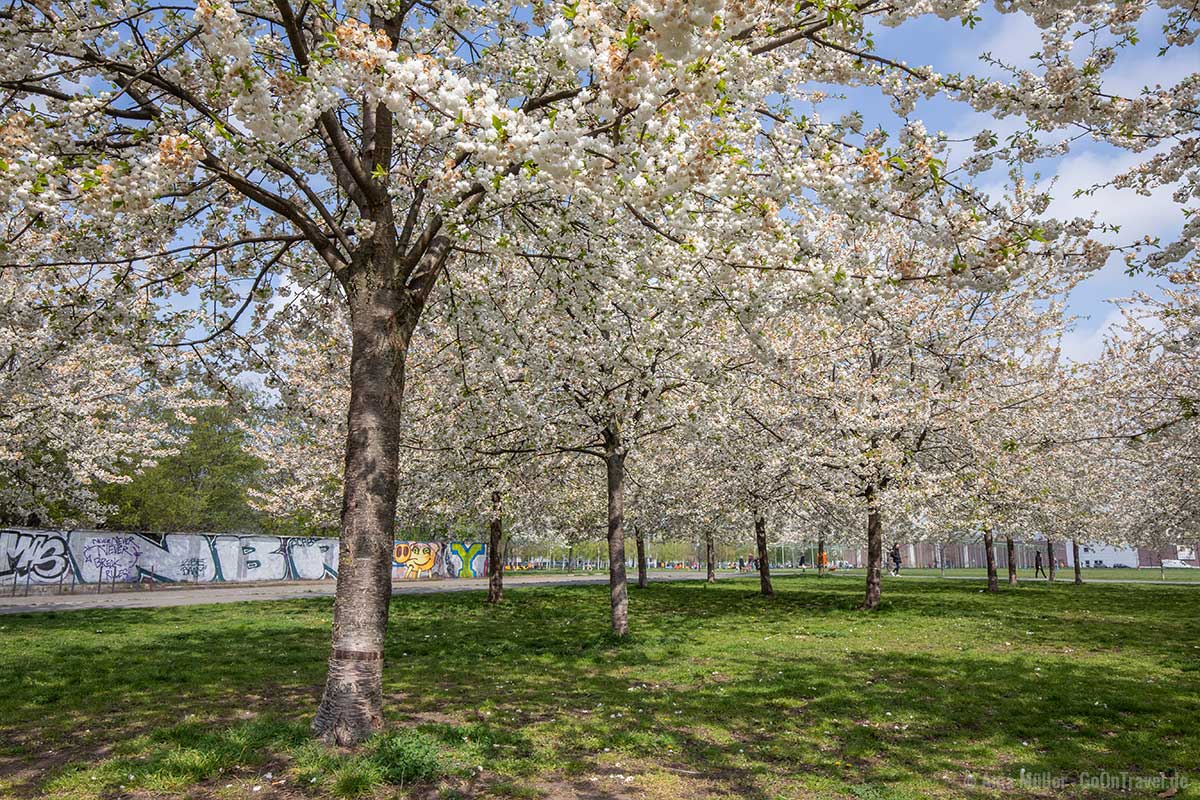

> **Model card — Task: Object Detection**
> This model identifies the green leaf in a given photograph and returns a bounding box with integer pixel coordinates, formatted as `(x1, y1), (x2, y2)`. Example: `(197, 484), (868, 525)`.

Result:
(491, 114), (508, 141)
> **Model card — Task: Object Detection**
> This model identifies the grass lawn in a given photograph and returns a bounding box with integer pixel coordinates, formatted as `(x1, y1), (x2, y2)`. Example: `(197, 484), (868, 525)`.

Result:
(1, 574), (1197, 799)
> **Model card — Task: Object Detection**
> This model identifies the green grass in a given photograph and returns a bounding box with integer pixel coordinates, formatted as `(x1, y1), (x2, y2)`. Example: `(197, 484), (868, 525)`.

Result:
(1, 574), (1197, 799)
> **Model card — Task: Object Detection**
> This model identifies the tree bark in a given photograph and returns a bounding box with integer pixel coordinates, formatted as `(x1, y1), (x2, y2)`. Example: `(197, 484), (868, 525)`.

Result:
(603, 426), (629, 637)
(567, 544), (574, 573)
(1006, 536), (1017, 585)
(487, 490), (503, 604)
(705, 531), (716, 582)
(1046, 539), (1056, 582)
(817, 537), (826, 577)
(983, 530), (998, 592)
(1072, 539), (1082, 585)
(635, 524), (648, 589)
(313, 270), (412, 746)
(862, 488), (882, 610)
(754, 512), (773, 597)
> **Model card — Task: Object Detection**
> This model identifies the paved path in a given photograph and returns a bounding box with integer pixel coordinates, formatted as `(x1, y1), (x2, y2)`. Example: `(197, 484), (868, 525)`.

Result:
(919, 574), (1198, 585)
(5, 569), (1192, 615)
(825, 571), (1200, 586)
(0, 570), (751, 615)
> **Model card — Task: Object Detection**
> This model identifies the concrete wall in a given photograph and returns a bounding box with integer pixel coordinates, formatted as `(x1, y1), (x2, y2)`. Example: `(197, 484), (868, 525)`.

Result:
(0, 529), (487, 585)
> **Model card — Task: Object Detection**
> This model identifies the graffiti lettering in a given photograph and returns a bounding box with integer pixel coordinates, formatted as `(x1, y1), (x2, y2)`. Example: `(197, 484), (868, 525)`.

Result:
(1, 529), (481, 586)
(82, 536), (141, 582)
(178, 557), (207, 578)
(0, 531), (70, 581)
(447, 542), (486, 578)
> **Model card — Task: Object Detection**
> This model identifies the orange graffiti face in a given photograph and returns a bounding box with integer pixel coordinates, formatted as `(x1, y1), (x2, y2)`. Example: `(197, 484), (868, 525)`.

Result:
(405, 543), (437, 571)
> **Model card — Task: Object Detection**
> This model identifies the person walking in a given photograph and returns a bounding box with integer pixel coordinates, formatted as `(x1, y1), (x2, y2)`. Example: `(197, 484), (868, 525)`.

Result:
(890, 543), (902, 576)
(1034, 549), (1047, 579)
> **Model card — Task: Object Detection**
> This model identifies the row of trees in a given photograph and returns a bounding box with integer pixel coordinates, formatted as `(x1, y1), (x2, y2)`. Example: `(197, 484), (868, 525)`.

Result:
(2, 0), (1197, 745)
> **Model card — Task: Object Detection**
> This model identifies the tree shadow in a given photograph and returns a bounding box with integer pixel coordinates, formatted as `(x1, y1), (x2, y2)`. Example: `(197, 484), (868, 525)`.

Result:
(0, 576), (1196, 798)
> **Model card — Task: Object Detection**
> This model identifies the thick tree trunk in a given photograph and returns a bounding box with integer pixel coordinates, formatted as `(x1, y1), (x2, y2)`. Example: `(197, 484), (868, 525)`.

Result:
(635, 524), (648, 589)
(817, 537), (826, 577)
(754, 512), (773, 597)
(1072, 539), (1082, 585)
(603, 427), (629, 637)
(1047, 539), (1056, 582)
(706, 531), (716, 582)
(984, 531), (998, 592)
(862, 489), (883, 610)
(313, 274), (412, 746)
(1006, 536), (1017, 585)
(487, 490), (503, 604)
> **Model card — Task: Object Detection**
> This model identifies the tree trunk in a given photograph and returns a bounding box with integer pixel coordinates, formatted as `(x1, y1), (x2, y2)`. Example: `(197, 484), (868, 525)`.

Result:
(1047, 539), (1056, 582)
(487, 490), (503, 604)
(862, 489), (882, 610)
(1006, 536), (1017, 585)
(705, 531), (716, 582)
(817, 537), (826, 577)
(984, 531), (998, 592)
(635, 524), (648, 589)
(313, 273), (412, 746)
(567, 545), (574, 573)
(603, 427), (629, 637)
(754, 512), (773, 597)
(1072, 539), (1082, 585)
(940, 543), (946, 578)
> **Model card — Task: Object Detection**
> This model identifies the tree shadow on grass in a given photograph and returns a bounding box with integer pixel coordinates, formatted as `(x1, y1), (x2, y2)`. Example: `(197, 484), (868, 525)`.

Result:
(0, 577), (1197, 798)
(373, 578), (1200, 797)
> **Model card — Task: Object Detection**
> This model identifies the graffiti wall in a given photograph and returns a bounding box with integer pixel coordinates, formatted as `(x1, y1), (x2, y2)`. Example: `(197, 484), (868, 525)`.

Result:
(1, 529), (487, 585)
(391, 540), (487, 579)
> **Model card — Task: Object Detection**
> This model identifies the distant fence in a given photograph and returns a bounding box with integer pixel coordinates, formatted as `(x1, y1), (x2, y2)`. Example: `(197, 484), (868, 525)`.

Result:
(0, 529), (486, 586)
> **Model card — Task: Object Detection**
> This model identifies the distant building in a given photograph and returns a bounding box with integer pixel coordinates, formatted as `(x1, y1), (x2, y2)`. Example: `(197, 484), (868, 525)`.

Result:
(1135, 544), (1199, 568)
(1066, 543), (1139, 569)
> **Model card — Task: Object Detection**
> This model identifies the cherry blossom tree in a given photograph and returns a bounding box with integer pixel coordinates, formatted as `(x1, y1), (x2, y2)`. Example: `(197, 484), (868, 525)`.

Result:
(6, 0), (1184, 745)
(1081, 266), (1200, 576)
(1, 269), (199, 524)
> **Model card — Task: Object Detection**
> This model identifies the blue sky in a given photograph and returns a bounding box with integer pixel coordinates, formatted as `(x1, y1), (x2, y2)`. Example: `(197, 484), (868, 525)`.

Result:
(801, 6), (1190, 360)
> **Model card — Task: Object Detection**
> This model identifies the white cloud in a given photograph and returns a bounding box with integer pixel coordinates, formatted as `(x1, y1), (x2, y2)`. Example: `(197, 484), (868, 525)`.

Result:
(1045, 146), (1183, 245)
(949, 12), (1043, 76)
(1104, 51), (1198, 96)
(1059, 307), (1124, 363)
